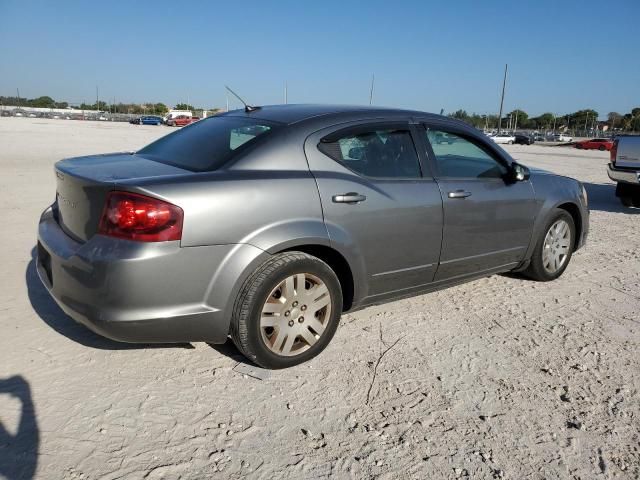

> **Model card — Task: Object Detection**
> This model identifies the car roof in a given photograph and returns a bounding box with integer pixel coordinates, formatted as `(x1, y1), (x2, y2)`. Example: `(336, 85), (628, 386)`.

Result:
(219, 104), (439, 125)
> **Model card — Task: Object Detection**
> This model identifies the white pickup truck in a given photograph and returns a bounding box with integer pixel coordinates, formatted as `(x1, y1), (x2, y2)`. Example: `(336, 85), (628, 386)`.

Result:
(608, 136), (640, 207)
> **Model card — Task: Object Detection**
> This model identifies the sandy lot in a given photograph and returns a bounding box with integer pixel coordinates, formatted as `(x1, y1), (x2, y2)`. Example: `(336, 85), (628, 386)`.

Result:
(0, 118), (638, 480)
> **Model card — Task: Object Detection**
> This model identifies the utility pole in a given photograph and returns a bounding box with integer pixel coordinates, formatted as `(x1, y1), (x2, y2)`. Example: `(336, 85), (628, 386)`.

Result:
(513, 109), (518, 132)
(226, 94), (229, 112)
(497, 64), (508, 134)
(369, 74), (375, 105)
(284, 82), (288, 104)
(584, 113), (589, 135)
(16, 88), (21, 107)
(96, 86), (99, 110)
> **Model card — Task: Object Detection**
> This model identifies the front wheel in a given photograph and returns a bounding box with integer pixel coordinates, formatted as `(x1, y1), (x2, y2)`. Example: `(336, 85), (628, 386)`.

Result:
(524, 210), (575, 281)
(508, 140), (514, 144)
(230, 252), (343, 369)
(598, 145), (606, 151)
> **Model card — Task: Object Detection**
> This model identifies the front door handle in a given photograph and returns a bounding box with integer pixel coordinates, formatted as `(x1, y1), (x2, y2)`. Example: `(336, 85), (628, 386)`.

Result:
(332, 192), (367, 204)
(448, 190), (472, 199)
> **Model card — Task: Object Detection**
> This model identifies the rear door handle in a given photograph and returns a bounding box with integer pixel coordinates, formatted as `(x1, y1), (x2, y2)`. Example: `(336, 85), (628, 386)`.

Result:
(448, 190), (472, 199)
(332, 192), (367, 204)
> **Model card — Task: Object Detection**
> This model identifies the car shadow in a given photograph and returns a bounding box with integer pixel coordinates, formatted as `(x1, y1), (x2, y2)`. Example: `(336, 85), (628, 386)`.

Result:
(582, 182), (640, 214)
(0, 375), (39, 480)
(207, 342), (257, 367)
(26, 247), (194, 350)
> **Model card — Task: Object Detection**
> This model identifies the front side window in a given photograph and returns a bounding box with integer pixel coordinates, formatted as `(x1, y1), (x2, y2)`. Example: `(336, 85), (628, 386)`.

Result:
(319, 128), (421, 178)
(138, 117), (276, 172)
(425, 129), (508, 179)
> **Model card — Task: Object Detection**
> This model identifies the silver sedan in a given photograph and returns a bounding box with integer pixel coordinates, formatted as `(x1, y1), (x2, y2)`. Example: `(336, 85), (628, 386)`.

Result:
(37, 105), (589, 368)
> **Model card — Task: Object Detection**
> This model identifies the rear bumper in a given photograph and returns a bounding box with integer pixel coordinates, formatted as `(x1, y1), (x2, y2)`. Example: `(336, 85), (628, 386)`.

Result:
(37, 207), (266, 344)
(608, 163), (640, 185)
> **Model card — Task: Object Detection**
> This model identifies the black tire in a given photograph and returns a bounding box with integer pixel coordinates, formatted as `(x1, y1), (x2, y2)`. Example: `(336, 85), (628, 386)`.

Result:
(524, 209), (575, 282)
(616, 183), (639, 207)
(598, 145), (606, 151)
(230, 252), (343, 369)
(620, 196), (634, 207)
(575, 144), (582, 149)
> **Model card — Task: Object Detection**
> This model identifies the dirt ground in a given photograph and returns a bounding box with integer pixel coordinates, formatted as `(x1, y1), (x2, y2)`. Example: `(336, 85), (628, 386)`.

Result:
(0, 118), (638, 480)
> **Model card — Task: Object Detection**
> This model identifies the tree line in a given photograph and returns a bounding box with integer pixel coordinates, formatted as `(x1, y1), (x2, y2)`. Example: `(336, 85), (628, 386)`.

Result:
(3, 95), (639, 130)
(448, 107), (640, 132)
(0, 96), (218, 115)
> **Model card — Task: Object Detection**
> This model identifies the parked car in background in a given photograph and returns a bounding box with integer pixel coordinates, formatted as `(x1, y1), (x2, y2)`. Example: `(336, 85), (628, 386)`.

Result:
(553, 133), (573, 142)
(491, 133), (516, 144)
(608, 136), (640, 207)
(167, 115), (200, 127)
(164, 110), (193, 124)
(575, 138), (613, 151)
(514, 133), (534, 145)
(130, 115), (164, 125)
(36, 105), (589, 368)
(533, 133), (546, 142)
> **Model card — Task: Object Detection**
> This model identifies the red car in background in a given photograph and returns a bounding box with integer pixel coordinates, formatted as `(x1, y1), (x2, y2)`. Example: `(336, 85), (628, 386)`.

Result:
(167, 115), (200, 127)
(575, 138), (613, 151)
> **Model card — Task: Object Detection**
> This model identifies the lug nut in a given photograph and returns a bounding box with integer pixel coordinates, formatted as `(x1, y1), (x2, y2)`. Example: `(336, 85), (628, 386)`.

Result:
(292, 301), (298, 307)
(301, 305), (307, 311)
(298, 316), (304, 323)
(284, 311), (290, 317)
(288, 320), (294, 327)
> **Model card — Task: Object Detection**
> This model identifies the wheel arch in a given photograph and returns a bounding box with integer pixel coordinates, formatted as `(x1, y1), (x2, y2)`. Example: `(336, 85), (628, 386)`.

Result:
(276, 244), (356, 311)
(556, 202), (583, 251)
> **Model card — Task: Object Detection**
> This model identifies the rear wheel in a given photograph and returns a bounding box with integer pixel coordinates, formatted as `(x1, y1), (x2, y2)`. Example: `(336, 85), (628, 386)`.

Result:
(230, 252), (343, 369)
(616, 183), (640, 207)
(598, 145), (606, 151)
(575, 144), (583, 149)
(524, 210), (575, 281)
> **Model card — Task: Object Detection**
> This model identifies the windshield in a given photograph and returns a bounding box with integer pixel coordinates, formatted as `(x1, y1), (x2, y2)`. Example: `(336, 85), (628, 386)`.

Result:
(137, 116), (278, 172)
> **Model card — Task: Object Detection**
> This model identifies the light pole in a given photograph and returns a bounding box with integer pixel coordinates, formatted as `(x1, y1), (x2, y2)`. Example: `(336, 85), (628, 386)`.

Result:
(369, 74), (375, 105)
(497, 64), (508, 134)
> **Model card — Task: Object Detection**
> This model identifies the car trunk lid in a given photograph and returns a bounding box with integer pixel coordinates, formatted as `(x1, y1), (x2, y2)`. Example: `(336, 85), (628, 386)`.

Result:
(54, 153), (190, 242)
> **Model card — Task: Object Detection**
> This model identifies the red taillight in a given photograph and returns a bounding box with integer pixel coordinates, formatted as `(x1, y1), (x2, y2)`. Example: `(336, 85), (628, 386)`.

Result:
(98, 191), (183, 242)
(610, 139), (618, 164)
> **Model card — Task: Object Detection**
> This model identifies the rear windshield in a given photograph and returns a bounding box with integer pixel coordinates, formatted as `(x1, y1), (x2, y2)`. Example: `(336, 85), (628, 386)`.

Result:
(137, 116), (278, 172)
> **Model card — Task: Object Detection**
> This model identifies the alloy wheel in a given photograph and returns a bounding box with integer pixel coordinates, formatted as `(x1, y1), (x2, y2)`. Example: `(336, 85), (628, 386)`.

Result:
(259, 273), (332, 357)
(542, 219), (571, 274)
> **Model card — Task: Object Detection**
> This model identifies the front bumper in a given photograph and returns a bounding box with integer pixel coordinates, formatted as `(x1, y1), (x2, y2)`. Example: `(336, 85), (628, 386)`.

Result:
(608, 163), (640, 185)
(36, 207), (264, 344)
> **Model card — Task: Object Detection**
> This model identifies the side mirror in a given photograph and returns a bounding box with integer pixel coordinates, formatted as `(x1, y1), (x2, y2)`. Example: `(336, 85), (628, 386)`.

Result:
(511, 162), (530, 182)
(348, 146), (364, 160)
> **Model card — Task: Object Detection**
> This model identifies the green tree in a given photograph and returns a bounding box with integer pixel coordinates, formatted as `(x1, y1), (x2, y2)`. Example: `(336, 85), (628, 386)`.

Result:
(153, 103), (168, 114)
(509, 109), (529, 129)
(174, 103), (194, 110)
(532, 113), (555, 129)
(29, 96), (56, 108)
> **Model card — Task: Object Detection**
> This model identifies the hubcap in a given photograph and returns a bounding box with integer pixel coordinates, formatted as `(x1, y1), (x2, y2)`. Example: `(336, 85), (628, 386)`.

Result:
(542, 219), (571, 274)
(260, 273), (332, 357)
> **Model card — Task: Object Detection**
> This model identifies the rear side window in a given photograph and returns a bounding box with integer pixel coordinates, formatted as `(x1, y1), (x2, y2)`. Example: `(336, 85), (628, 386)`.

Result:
(138, 117), (276, 172)
(425, 129), (508, 179)
(319, 128), (421, 178)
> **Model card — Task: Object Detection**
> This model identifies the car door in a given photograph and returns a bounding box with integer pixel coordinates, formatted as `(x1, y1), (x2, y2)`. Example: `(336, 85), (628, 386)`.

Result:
(418, 122), (536, 281)
(305, 121), (443, 300)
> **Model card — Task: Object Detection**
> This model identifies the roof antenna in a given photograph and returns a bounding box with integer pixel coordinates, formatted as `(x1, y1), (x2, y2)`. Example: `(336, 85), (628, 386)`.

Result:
(224, 85), (260, 112)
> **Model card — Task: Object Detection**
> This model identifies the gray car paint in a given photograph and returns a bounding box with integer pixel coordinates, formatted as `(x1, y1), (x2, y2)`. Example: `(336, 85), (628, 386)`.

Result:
(37, 105), (589, 344)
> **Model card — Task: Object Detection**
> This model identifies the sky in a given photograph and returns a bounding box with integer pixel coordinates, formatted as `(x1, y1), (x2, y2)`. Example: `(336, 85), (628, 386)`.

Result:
(1, 0), (638, 119)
